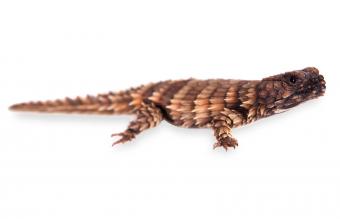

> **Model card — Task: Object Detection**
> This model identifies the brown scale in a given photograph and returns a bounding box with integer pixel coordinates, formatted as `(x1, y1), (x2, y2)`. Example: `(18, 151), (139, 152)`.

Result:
(9, 67), (326, 151)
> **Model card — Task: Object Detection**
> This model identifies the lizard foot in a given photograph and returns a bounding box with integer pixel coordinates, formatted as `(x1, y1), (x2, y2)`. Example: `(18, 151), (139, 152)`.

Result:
(111, 130), (136, 146)
(213, 136), (238, 151)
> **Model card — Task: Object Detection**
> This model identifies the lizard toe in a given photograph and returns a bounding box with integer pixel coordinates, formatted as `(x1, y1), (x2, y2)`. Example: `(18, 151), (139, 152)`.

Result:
(214, 136), (238, 151)
(111, 131), (135, 146)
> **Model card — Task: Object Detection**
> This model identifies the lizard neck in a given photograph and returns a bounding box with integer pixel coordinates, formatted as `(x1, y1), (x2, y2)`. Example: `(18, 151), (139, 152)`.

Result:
(236, 80), (279, 125)
(249, 79), (286, 122)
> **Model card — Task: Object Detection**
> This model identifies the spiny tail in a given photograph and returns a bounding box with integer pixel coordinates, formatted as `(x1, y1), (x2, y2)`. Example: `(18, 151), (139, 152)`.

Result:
(9, 90), (141, 115)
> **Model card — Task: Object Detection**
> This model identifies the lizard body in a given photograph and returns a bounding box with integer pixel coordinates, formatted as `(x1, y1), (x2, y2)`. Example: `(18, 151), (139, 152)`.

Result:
(10, 67), (326, 150)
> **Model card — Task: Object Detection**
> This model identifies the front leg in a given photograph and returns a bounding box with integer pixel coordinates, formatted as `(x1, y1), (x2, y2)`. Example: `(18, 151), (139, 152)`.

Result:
(112, 102), (163, 145)
(212, 116), (238, 151)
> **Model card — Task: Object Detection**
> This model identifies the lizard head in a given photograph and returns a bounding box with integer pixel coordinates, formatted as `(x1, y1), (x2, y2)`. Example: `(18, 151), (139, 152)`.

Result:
(257, 67), (326, 115)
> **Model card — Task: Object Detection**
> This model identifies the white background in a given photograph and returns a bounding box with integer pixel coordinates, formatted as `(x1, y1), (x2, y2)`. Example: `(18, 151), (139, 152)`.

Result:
(0, 0), (339, 218)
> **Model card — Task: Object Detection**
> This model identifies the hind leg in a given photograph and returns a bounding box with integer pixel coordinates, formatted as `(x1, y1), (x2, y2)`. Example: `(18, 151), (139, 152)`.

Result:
(112, 102), (163, 145)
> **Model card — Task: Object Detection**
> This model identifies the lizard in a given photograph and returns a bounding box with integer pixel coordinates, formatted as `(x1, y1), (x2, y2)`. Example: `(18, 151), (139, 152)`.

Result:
(10, 67), (326, 150)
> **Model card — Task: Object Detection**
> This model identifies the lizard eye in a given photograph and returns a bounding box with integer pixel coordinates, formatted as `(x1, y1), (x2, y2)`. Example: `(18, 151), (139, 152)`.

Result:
(289, 75), (297, 84)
